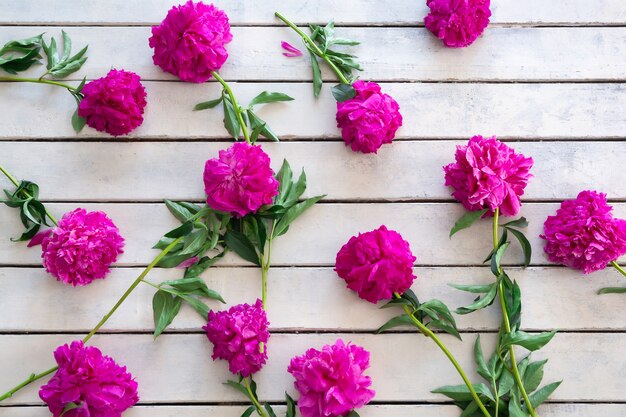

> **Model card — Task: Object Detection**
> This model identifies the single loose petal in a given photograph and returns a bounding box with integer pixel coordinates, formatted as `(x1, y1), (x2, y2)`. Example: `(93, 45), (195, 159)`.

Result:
(281, 41), (303, 57)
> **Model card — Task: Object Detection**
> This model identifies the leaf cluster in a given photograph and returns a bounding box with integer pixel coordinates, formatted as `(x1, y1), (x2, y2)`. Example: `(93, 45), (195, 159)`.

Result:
(41, 31), (88, 78)
(0, 34), (43, 74)
(377, 290), (461, 340)
(2, 180), (51, 241)
(306, 21), (361, 96)
(434, 336), (562, 417)
(226, 376), (297, 417)
(195, 90), (293, 142)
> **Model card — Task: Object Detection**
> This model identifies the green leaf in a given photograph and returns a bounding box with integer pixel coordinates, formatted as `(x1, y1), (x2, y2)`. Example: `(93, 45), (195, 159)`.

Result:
(308, 50), (323, 97)
(71, 107), (86, 133)
(248, 91), (294, 107)
(460, 401), (480, 417)
(225, 380), (252, 401)
(508, 397), (528, 417)
(60, 30), (71, 61)
(224, 230), (260, 266)
(161, 277), (225, 303)
(450, 209), (488, 238)
(222, 97), (241, 139)
(331, 83), (356, 102)
(241, 406), (255, 417)
(0, 47), (42, 73)
(419, 299), (457, 327)
(152, 290), (183, 338)
(156, 252), (195, 268)
(507, 227), (532, 267)
(184, 252), (226, 279)
(179, 228), (209, 256)
(164, 221), (193, 238)
(273, 195), (324, 237)
(523, 359), (548, 393)
(484, 228), (508, 263)
(498, 367), (515, 397)
(428, 319), (462, 340)
(247, 109), (280, 142)
(375, 314), (413, 333)
(598, 286), (626, 294)
(194, 97), (223, 111)
(276, 159), (293, 204)
(165, 200), (196, 222)
(490, 241), (510, 277)
(432, 383), (494, 402)
(449, 283), (495, 294)
(500, 330), (556, 352)
(286, 393), (297, 417)
(0, 34), (43, 53)
(474, 336), (491, 380)
(455, 283), (497, 315)
(501, 217), (529, 228)
(528, 381), (562, 408)
(264, 403), (278, 417)
(46, 37), (59, 68)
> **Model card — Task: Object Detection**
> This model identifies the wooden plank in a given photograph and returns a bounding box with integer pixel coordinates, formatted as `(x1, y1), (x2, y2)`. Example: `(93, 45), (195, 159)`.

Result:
(0, 333), (622, 404)
(3, 27), (624, 82)
(2, 141), (626, 201)
(1, 0), (624, 25)
(2, 202), (626, 267)
(4, 404), (626, 417)
(1, 266), (623, 332)
(0, 82), (624, 139)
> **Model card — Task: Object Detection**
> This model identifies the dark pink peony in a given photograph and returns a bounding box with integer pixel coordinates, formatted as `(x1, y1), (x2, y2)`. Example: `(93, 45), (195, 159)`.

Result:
(78, 69), (147, 137)
(336, 80), (402, 154)
(335, 225), (416, 303)
(42, 208), (124, 286)
(203, 299), (270, 377)
(541, 190), (626, 274)
(203, 142), (279, 217)
(149, 0), (232, 83)
(39, 341), (138, 417)
(444, 135), (533, 217)
(288, 339), (375, 417)
(424, 0), (491, 48)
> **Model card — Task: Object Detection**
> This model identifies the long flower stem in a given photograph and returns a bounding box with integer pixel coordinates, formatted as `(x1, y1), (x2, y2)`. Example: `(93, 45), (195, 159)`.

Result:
(394, 294), (492, 417)
(243, 377), (268, 417)
(210, 71), (250, 143)
(0, 236), (184, 402)
(0, 164), (58, 226)
(261, 222), (276, 310)
(0, 76), (77, 91)
(274, 12), (350, 85)
(611, 261), (626, 278)
(492, 209), (537, 417)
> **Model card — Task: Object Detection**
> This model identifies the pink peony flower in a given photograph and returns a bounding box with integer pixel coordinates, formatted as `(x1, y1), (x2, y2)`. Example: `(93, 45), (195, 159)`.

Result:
(42, 208), (124, 286)
(288, 339), (375, 417)
(149, 0), (233, 83)
(541, 190), (626, 274)
(78, 69), (147, 137)
(424, 0), (491, 48)
(203, 142), (279, 217)
(203, 299), (270, 377)
(39, 341), (138, 417)
(336, 80), (402, 154)
(335, 225), (416, 303)
(444, 135), (533, 217)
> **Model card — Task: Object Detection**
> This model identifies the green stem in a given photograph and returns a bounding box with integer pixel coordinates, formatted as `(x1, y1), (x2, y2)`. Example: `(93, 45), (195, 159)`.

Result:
(394, 294), (492, 417)
(0, 164), (58, 226)
(0, 236), (184, 402)
(243, 376), (268, 417)
(0, 76), (76, 91)
(261, 222), (276, 310)
(492, 210), (537, 417)
(274, 12), (350, 85)
(210, 71), (250, 143)
(611, 261), (626, 278)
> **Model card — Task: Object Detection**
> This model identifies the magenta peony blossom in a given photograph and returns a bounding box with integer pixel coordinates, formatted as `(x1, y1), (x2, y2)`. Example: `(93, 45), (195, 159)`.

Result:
(335, 225), (416, 303)
(288, 339), (375, 417)
(149, 0), (233, 83)
(78, 69), (147, 137)
(336, 80), (402, 154)
(39, 341), (138, 417)
(203, 142), (279, 217)
(203, 299), (270, 377)
(541, 190), (626, 274)
(424, 0), (491, 48)
(42, 208), (124, 286)
(444, 135), (533, 217)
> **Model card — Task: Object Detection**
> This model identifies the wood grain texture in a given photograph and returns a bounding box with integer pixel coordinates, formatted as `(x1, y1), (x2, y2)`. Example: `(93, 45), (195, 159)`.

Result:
(0, 333), (623, 404)
(2, 141), (625, 201)
(2, 202), (626, 267)
(0, 82), (624, 139)
(2, 0), (625, 25)
(3, 26), (625, 81)
(1, 266), (623, 332)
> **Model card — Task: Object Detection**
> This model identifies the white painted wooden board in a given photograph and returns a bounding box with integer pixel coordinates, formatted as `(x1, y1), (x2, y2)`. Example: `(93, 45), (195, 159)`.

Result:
(0, 333), (623, 404)
(2, 141), (626, 201)
(2, 0), (625, 25)
(3, 27), (625, 81)
(1, 82), (624, 139)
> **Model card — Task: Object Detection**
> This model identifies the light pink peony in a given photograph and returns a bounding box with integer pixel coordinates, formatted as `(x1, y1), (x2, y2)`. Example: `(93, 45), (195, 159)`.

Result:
(42, 208), (124, 286)
(39, 341), (138, 417)
(335, 225), (416, 303)
(203, 299), (270, 377)
(541, 190), (626, 274)
(149, 0), (232, 83)
(203, 142), (279, 217)
(78, 69), (147, 137)
(336, 80), (402, 154)
(288, 339), (375, 417)
(424, 0), (491, 48)
(444, 135), (533, 217)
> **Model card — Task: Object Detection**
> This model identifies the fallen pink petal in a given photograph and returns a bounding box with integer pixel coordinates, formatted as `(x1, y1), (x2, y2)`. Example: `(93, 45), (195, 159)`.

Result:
(27, 229), (52, 247)
(281, 41), (303, 57)
(176, 256), (199, 269)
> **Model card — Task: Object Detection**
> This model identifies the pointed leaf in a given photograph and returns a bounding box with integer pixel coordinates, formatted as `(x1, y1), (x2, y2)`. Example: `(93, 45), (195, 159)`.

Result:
(241, 406), (255, 417)
(450, 209), (488, 238)
(432, 383), (494, 402)
(500, 330), (557, 352)
(222, 98), (241, 139)
(455, 283), (497, 315)
(248, 91), (294, 107)
(449, 283), (495, 294)
(501, 217), (529, 229)
(273, 195), (324, 237)
(194, 97), (223, 111)
(528, 381), (562, 408)
(375, 314), (413, 333)
(308, 50), (322, 97)
(507, 227), (532, 267)
(598, 286), (626, 294)
(224, 230), (260, 266)
(152, 290), (183, 338)
(164, 221), (193, 238)
(331, 83), (356, 102)
(474, 336), (491, 380)
(523, 359), (548, 393)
